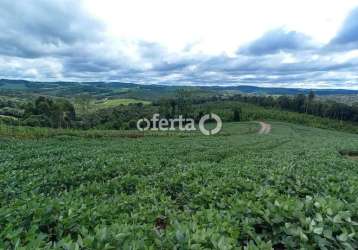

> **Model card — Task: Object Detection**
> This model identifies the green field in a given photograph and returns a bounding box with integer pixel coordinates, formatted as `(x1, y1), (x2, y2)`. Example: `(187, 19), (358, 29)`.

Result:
(92, 98), (151, 109)
(73, 98), (152, 116)
(1, 122), (358, 249)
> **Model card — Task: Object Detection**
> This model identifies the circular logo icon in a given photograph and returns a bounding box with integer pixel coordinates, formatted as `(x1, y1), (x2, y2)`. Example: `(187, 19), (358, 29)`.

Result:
(198, 113), (222, 135)
(137, 118), (151, 131)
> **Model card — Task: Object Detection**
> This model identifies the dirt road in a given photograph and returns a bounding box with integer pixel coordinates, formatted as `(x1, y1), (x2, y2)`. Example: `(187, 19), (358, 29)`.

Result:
(258, 122), (271, 134)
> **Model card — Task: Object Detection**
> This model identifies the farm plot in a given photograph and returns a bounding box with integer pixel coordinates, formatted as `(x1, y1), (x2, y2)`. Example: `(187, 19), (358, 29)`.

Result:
(1, 122), (358, 249)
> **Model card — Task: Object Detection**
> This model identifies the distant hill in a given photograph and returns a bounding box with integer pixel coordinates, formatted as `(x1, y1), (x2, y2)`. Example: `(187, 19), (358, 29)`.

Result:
(1, 79), (358, 99)
(205, 85), (358, 95)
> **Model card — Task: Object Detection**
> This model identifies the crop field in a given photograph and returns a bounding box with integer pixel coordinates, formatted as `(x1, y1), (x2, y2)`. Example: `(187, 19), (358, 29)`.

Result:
(74, 98), (152, 114)
(92, 99), (151, 109)
(1, 122), (358, 249)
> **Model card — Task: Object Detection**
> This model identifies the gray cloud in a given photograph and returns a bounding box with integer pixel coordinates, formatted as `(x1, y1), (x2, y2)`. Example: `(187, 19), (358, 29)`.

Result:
(175, 53), (358, 87)
(329, 7), (358, 49)
(0, 0), (103, 58)
(0, 0), (135, 77)
(0, 1), (357, 89)
(239, 28), (317, 56)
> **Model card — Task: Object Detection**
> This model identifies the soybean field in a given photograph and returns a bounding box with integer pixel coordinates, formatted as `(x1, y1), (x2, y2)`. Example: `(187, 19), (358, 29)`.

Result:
(1, 122), (358, 249)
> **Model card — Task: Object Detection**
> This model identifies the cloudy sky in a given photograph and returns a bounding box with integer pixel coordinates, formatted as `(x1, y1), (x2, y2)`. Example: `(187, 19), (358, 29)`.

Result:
(1, 0), (358, 88)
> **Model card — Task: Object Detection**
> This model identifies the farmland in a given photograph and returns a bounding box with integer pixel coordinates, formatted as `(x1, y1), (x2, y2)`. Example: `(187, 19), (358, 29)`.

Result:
(90, 99), (151, 110)
(1, 122), (358, 249)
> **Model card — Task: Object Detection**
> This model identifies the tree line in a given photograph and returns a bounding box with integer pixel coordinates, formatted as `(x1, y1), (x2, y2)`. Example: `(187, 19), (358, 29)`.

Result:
(22, 96), (76, 128)
(2, 90), (358, 130)
(229, 91), (358, 123)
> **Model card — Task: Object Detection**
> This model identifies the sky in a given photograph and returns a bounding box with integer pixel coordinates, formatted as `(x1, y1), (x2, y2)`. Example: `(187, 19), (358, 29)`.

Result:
(1, 0), (358, 88)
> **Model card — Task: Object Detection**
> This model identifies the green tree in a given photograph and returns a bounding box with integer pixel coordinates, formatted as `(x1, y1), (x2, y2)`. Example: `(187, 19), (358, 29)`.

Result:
(158, 98), (172, 118)
(308, 91), (315, 102)
(23, 97), (76, 128)
(232, 107), (242, 121)
(75, 94), (91, 115)
(176, 89), (193, 118)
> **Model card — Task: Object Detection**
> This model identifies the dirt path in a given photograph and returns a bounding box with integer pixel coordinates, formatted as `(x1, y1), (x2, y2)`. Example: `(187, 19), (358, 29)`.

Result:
(258, 122), (271, 134)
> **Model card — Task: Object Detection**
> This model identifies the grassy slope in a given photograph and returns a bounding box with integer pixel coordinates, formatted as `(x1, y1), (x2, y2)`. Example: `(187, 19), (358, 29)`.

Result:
(72, 98), (152, 116)
(1, 122), (358, 249)
(92, 98), (151, 109)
